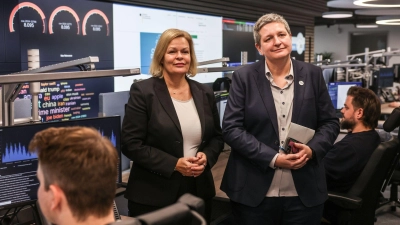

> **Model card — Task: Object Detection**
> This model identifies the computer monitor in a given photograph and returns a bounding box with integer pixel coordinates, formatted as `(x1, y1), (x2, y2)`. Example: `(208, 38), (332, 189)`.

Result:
(393, 64), (400, 83)
(328, 82), (363, 110)
(99, 91), (131, 172)
(377, 67), (394, 89)
(0, 116), (121, 209)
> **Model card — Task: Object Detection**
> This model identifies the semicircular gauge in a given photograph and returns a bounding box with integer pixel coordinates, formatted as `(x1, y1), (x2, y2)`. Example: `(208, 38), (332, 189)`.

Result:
(9, 2), (46, 33)
(82, 9), (110, 36)
(49, 6), (80, 35)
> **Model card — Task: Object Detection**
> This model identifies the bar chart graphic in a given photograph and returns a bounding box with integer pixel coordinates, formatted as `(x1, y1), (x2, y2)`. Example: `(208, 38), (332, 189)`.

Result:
(99, 129), (117, 147)
(2, 143), (38, 163)
(1, 128), (117, 164)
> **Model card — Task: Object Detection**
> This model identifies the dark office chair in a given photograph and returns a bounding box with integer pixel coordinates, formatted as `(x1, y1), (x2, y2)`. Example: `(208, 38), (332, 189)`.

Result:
(110, 194), (206, 225)
(377, 165), (400, 212)
(213, 77), (231, 92)
(378, 106), (400, 212)
(325, 137), (400, 225)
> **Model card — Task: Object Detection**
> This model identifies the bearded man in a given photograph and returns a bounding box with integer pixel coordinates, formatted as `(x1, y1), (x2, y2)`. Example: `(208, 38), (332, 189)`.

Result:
(323, 86), (381, 192)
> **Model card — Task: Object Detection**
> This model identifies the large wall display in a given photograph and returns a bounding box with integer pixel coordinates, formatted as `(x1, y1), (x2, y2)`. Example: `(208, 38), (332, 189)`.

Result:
(4, 0), (114, 122)
(7, 0), (113, 69)
(223, 19), (263, 66)
(223, 19), (305, 65)
(350, 32), (387, 55)
(0, 1), (22, 74)
(2, 1), (224, 121)
(33, 78), (112, 122)
(113, 4), (223, 91)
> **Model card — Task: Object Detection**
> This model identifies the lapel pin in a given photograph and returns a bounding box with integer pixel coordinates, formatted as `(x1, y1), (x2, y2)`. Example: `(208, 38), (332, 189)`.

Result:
(299, 81), (304, 85)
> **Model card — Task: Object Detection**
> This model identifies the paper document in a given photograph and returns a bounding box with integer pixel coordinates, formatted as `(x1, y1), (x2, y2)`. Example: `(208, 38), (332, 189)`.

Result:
(283, 122), (315, 154)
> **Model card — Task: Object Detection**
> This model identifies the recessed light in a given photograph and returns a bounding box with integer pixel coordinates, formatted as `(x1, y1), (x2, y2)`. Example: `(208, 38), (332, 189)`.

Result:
(356, 24), (379, 28)
(322, 11), (353, 19)
(354, 0), (400, 8)
(376, 16), (400, 25)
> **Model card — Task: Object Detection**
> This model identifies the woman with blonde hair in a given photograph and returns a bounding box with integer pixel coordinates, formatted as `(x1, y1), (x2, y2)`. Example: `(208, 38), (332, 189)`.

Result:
(122, 28), (223, 223)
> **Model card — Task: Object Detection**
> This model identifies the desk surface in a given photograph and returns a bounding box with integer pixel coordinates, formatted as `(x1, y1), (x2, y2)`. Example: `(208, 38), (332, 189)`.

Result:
(382, 103), (395, 115)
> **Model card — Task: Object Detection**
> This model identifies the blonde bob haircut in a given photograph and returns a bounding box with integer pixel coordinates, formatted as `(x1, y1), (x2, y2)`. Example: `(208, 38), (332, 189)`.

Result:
(149, 28), (197, 78)
(253, 13), (291, 46)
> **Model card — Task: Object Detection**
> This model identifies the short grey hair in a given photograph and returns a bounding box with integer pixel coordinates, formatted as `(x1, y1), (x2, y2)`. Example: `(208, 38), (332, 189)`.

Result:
(253, 13), (291, 46)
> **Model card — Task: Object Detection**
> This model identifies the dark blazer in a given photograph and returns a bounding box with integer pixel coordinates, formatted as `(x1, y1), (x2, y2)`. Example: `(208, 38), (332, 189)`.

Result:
(122, 77), (223, 207)
(221, 59), (340, 207)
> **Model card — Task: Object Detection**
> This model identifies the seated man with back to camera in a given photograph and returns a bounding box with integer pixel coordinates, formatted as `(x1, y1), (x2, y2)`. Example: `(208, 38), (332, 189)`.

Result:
(323, 86), (381, 223)
(29, 126), (118, 225)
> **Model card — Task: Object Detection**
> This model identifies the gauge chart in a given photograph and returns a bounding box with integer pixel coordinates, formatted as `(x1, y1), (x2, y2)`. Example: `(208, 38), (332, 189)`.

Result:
(82, 9), (110, 36)
(9, 2), (46, 33)
(48, 6), (80, 35)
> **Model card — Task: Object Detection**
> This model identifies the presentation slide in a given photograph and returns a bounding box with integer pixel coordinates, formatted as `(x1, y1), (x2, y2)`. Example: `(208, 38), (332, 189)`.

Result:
(113, 4), (223, 91)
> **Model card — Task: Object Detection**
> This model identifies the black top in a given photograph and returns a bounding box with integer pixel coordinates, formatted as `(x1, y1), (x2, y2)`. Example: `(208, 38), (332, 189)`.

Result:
(324, 130), (381, 193)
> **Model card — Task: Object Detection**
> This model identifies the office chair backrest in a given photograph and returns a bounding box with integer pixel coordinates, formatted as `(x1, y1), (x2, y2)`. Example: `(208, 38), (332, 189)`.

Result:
(109, 194), (206, 225)
(177, 192), (205, 216)
(213, 77), (231, 92)
(136, 193), (206, 225)
(110, 218), (141, 225)
(381, 140), (400, 193)
(347, 137), (399, 224)
(137, 202), (193, 225)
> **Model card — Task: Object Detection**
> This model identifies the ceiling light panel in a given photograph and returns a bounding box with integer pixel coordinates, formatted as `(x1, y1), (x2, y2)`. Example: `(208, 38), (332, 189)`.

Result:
(322, 11), (353, 18)
(356, 24), (379, 28)
(354, 0), (400, 8)
(376, 16), (400, 25)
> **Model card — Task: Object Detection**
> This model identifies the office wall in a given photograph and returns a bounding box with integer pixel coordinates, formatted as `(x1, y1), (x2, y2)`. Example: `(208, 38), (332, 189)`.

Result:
(315, 25), (400, 66)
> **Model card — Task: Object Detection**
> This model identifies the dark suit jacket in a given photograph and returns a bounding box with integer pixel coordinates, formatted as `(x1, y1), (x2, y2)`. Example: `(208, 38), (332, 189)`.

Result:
(221, 59), (340, 207)
(122, 77), (223, 207)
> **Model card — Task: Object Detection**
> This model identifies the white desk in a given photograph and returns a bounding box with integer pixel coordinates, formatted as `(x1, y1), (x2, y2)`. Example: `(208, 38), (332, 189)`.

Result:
(381, 103), (395, 115)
